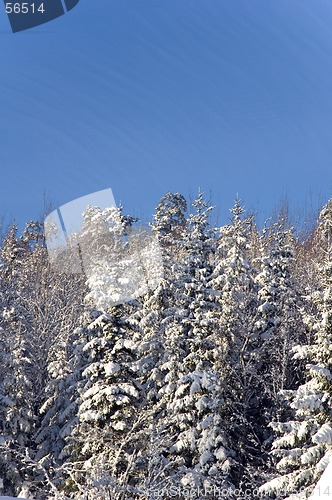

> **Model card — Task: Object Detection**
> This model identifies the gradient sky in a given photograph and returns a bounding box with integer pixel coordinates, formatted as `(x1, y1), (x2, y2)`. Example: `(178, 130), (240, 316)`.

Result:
(1, 0), (332, 231)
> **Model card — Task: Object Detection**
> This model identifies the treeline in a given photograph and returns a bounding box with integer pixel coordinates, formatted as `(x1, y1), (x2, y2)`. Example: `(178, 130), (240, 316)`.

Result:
(0, 192), (331, 499)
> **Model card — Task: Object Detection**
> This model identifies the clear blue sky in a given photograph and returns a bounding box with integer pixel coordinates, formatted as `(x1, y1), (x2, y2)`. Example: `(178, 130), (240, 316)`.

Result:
(1, 0), (332, 230)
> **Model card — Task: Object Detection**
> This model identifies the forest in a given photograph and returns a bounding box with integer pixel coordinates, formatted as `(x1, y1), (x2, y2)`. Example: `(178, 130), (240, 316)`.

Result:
(0, 191), (331, 499)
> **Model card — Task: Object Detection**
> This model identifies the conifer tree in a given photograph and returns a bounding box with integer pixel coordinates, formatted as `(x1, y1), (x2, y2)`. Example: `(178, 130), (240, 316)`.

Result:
(150, 193), (238, 491)
(59, 305), (150, 499)
(152, 192), (187, 276)
(254, 222), (304, 414)
(0, 224), (42, 495)
(259, 199), (332, 499)
(2, 191), (332, 498)
(209, 199), (263, 488)
(0, 221), (85, 497)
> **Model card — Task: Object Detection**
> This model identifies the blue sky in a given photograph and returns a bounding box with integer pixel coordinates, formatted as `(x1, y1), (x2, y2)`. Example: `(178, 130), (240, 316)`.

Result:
(1, 0), (332, 230)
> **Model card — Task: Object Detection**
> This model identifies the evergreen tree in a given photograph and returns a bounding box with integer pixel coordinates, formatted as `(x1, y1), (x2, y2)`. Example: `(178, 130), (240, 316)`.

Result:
(254, 221), (305, 414)
(259, 199), (332, 499)
(2, 191), (332, 498)
(150, 193), (237, 491)
(0, 224), (43, 495)
(152, 192), (187, 276)
(0, 221), (85, 497)
(208, 199), (265, 489)
(59, 303), (149, 499)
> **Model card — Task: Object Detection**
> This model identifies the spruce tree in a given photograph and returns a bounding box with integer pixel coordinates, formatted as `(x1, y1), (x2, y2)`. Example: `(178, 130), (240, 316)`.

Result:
(209, 199), (264, 488)
(259, 199), (332, 499)
(0, 221), (85, 497)
(152, 192), (187, 277)
(254, 221), (305, 416)
(151, 193), (237, 491)
(60, 305), (150, 499)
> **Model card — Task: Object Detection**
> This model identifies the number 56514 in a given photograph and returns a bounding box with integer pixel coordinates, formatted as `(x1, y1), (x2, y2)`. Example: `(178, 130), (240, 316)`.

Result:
(5, 3), (45, 14)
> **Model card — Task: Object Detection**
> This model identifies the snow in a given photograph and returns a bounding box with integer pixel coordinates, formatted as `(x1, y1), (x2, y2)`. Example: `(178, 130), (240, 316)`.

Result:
(104, 361), (121, 376)
(307, 364), (332, 381)
(3, 194), (332, 498)
(214, 446), (228, 461)
(312, 423), (332, 445)
(309, 457), (332, 498)
(301, 445), (322, 465)
(199, 450), (213, 466)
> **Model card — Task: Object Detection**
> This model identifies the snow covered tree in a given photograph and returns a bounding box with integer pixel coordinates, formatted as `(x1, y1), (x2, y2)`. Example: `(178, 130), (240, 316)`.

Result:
(205, 199), (282, 488)
(152, 192), (187, 276)
(210, 199), (257, 355)
(148, 193), (239, 491)
(0, 224), (42, 495)
(0, 221), (85, 497)
(152, 192), (187, 243)
(259, 199), (332, 499)
(3, 191), (332, 497)
(79, 205), (133, 309)
(57, 303), (150, 498)
(80, 204), (162, 311)
(32, 313), (90, 495)
(254, 221), (305, 411)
